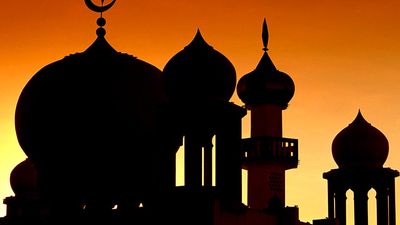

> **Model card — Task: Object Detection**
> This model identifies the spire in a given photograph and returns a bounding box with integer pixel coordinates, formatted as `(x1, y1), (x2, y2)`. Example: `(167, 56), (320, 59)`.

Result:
(262, 18), (269, 52)
(351, 110), (370, 126)
(84, 0), (117, 37)
(186, 28), (212, 49)
(237, 19), (295, 108)
(193, 29), (207, 45)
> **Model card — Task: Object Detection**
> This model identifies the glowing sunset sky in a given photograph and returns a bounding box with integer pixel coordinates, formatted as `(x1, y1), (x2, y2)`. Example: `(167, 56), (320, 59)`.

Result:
(0, 0), (399, 223)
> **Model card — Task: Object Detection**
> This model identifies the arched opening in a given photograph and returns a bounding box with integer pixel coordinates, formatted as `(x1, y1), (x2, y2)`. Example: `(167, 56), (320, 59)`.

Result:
(212, 135), (216, 187)
(346, 189), (354, 225)
(175, 137), (185, 186)
(368, 189), (377, 225)
(242, 169), (248, 206)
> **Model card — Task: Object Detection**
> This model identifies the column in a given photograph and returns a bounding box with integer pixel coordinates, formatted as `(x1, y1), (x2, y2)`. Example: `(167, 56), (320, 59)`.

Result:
(336, 189), (347, 225)
(216, 113), (242, 206)
(389, 179), (396, 225)
(376, 186), (388, 225)
(185, 134), (202, 187)
(328, 182), (335, 219)
(203, 142), (213, 187)
(354, 188), (368, 225)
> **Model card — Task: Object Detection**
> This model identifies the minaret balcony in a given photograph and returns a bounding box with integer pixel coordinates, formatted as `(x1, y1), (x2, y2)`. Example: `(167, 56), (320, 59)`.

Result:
(242, 136), (298, 169)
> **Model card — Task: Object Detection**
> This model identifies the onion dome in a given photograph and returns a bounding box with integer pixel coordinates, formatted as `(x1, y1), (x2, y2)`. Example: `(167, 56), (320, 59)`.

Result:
(237, 19), (294, 109)
(163, 29), (236, 104)
(15, 3), (166, 202)
(10, 159), (39, 197)
(332, 111), (389, 168)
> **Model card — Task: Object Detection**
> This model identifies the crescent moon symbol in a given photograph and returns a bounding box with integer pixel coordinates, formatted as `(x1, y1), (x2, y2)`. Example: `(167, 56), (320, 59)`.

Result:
(85, 0), (117, 13)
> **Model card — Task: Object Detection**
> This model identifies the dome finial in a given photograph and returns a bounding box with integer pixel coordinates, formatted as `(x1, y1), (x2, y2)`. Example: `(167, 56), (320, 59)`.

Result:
(186, 28), (212, 49)
(85, 0), (116, 13)
(262, 18), (269, 52)
(85, 0), (117, 37)
(352, 109), (370, 125)
(194, 28), (204, 42)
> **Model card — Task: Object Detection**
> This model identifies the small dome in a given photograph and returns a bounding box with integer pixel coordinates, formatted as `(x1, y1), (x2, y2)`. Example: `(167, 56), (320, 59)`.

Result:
(237, 19), (294, 108)
(10, 159), (39, 197)
(237, 52), (294, 108)
(163, 30), (236, 104)
(332, 111), (389, 168)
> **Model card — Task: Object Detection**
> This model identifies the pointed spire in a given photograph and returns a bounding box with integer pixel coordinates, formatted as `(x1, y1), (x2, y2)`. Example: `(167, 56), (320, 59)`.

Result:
(186, 28), (212, 49)
(262, 18), (269, 52)
(255, 52), (276, 71)
(351, 110), (370, 125)
(193, 29), (207, 44)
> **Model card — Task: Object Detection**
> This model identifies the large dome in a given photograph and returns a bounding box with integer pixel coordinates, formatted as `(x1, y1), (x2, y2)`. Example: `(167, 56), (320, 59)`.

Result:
(332, 111), (389, 168)
(163, 30), (236, 104)
(15, 34), (167, 202)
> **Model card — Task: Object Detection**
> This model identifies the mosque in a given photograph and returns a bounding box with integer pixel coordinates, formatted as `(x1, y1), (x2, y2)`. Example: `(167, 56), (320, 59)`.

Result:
(0, 1), (398, 225)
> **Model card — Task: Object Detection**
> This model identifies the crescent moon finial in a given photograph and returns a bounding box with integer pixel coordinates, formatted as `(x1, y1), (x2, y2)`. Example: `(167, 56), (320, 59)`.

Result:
(84, 0), (117, 37)
(85, 0), (116, 13)
(262, 18), (269, 51)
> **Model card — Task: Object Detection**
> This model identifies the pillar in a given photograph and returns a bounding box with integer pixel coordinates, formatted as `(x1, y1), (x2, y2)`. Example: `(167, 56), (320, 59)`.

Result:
(185, 134), (202, 187)
(376, 187), (388, 225)
(203, 143), (213, 187)
(216, 113), (242, 206)
(328, 182), (335, 219)
(335, 189), (347, 225)
(354, 188), (368, 225)
(389, 179), (396, 225)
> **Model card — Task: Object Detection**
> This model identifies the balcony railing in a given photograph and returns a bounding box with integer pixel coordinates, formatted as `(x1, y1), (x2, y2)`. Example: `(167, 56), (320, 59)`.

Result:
(242, 136), (298, 169)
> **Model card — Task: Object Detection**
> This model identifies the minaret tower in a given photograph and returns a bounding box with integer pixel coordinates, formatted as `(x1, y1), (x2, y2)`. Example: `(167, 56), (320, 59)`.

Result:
(237, 19), (298, 210)
(324, 111), (399, 225)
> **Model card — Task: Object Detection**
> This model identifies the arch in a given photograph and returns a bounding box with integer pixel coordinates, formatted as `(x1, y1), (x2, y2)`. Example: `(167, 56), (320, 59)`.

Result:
(368, 188), (377, 225)
(175, 137), (185, 186)
(212, 135), (216, 187)
(346, 189), (354, 225)
(242, 169), (248, 206)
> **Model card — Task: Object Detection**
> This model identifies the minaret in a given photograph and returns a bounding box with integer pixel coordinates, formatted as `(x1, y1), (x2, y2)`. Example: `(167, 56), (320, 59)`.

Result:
(324, 111), (399, 225)
(237, 19), (298, 210)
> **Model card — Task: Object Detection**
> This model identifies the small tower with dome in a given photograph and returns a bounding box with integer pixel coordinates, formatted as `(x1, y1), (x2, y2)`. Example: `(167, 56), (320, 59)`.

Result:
(237, 19), (298, 210)
(163, 29), (246, 216)
(323, 111), (399, 225)
(3, 159), (47, 224)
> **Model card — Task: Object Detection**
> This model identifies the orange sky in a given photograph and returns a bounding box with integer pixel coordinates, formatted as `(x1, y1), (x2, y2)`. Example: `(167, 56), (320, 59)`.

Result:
(1, 0), (400, 223)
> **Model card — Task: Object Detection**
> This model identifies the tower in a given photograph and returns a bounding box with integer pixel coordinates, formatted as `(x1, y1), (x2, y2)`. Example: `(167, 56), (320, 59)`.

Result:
(163, 29), (246, 205)
(237, 19), (298, 210)
(324, 111), (399, 225)
(3, 159), (44, 224)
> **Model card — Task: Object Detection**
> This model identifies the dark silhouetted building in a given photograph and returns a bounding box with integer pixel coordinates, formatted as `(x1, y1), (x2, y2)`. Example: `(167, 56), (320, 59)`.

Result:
(321, 112), (399, 225)
(0, 2), (397, 225)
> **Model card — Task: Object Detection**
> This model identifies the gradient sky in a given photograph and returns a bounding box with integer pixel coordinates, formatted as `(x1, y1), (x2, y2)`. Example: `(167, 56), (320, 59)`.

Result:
(1, 0), (400, 223)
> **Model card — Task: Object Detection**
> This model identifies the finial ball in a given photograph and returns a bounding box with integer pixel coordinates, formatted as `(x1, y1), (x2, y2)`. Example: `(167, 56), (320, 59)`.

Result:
(97, 17), (106, 27)
(96, 27), (106, 37)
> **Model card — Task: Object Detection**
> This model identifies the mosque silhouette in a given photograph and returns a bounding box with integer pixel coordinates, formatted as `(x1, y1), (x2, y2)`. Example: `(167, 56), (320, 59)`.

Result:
(0, 1), (398, 225)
